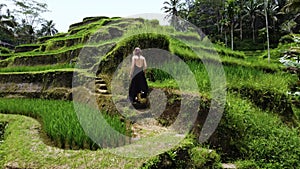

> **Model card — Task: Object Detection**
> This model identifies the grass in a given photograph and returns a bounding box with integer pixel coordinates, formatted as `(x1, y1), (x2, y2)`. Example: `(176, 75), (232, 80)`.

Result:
(148, 60), (295, 94)
(0, 17), (299, 168)
(217, 94), (300, 168)
(0, 113), (146, 168)
(224, 64), (295, 92)
(0, 63), (75, 73)
(0, 98), (130, 150)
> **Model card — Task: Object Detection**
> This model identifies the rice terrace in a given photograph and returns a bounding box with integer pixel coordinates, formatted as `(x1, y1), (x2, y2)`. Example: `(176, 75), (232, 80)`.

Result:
(0, 0), (300, 168)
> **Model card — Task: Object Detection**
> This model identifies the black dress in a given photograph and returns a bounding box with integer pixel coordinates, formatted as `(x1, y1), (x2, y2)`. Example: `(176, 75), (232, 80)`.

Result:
(129, 65), (148, 102)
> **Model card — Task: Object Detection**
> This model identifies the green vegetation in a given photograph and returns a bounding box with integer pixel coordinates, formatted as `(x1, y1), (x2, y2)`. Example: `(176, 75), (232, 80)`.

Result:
(147, 60), (295, 94)
(0, 63), (74, 73)
(216, 94), (300, 168)
(0, 113), (146, 168)
(0, 47), (11, 54)
(163, 0), (300, 51)
(0, 14), (299, 168)
(141, 136), (222, 169)
(0, 98), (129, 149)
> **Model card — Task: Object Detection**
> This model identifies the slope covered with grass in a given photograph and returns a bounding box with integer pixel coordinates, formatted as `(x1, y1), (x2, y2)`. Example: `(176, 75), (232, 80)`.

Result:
(0, 16), (299, 168)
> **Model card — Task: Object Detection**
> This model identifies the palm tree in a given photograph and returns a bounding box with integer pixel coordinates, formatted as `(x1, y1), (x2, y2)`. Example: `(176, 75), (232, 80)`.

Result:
(262, 0), (279, 63)
(15, 19), (35, 44)
(243, 0), (263, 43)
(162, 0), (184, 26)
(265, 0), (279, 28)
(224, 0), (238, 50)
(237, 0), (245, 40)
(40, 20), (58, 36)
(181, 0), (194, 19)
(283, 0), (300, 12)
(264, 0), (270, 63)
(0, 4), (16, 43)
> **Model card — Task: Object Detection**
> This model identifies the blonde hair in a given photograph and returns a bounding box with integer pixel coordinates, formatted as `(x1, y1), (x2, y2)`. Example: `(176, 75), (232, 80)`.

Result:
(133, 47), (142, 56)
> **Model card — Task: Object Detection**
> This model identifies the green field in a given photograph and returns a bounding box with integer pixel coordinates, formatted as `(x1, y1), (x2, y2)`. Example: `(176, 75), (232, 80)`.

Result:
(0, 16), (299, 169)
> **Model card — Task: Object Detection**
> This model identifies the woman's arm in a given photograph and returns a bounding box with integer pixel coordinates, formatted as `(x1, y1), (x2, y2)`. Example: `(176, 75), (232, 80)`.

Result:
(130, 57), (135, 79)
(143, 57), (147, 73)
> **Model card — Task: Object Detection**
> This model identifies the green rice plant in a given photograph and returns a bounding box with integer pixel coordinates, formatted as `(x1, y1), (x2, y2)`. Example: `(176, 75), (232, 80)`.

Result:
(224, 64), (296, 93)
(216, 94), (300, 168)
(222, 56), (282, 73)
(0, 63), (75, 73)
(214, 44), (246, 59)
(0, 47), (11, 54)
(0, 98), (130, 150)
(148, 60), (296, 120)
(149, 59), (294, 94)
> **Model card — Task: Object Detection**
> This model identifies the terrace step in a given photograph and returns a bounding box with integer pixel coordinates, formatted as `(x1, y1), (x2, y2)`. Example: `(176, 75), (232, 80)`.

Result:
(95, 78), (106, 84)
(94, 77), (110, 95)
(222, 163), (236, 169)
(96, 89), (110, 95)
(96, 83), (108, 90)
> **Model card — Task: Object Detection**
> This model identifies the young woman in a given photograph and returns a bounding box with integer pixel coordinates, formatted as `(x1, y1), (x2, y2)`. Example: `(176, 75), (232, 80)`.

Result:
(129, 47), (148, 103)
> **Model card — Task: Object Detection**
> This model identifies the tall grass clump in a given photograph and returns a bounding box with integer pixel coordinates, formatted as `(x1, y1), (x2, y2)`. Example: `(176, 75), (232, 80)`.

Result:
(224, 65), (295, 92)
(147, 60), (210, 93)
(0, 47), (11, 54)
(149, 59), (294, 94)
(0, 63), (75, 73)
(0, 98), (130, 149)
(215, 94), (300, 168)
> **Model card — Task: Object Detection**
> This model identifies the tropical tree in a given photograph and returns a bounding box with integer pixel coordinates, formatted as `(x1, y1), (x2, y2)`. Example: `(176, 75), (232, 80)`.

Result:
(39, 20), (58, 36)
(14, 19), (35, 44)
(265, 1), (280, 31)
(264, 0), (271, 63)
(162, 0), (184, 26)
(163, 0), (300, 49)
(223, 0), (239, 50)
(283, 0), (300, 12)
(180, 0), (195, 19)
(0, 4), (16, 43)
(243, 0), (263, 42)
(187, 0), (224, 36)
(237, 0), (245, 40)
(11, 0), (49, 29)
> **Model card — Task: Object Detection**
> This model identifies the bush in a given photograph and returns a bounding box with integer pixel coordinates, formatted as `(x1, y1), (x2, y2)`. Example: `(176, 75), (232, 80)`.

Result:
(279, 34), (295, 44)
(214, 95), (300, 168)
(0, 47), (11, 54)
(189, 147), (222, 169)
(235, 160), (259, 169)
(142, 136), (222, 169)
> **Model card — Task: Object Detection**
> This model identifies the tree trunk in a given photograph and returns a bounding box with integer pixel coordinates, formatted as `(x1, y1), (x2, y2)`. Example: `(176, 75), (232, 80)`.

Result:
(240, 0), (243, 40)
(231, 22), (234, 50)
(240, 17), (243, 40)
(225, 31), (228, 47)
(265, 1), (270, 63)
(252, 16), (255, 43)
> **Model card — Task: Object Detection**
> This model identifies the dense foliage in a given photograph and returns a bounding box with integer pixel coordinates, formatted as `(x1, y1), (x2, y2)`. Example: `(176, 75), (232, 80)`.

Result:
(163, 0), (300, 50)
(0, 98), (129, 149)
(0, 0), (58, 46)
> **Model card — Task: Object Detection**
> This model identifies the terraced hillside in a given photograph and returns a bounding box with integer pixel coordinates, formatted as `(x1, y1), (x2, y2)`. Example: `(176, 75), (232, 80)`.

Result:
(0, 16), (299, 169)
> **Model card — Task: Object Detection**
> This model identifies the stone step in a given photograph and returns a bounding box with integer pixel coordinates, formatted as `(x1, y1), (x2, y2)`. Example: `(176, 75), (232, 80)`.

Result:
(96, 83), (107, 90)
(222, 163), (236, 169)
(95, 79), (106, 84)
(96, 89), (110, 94)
